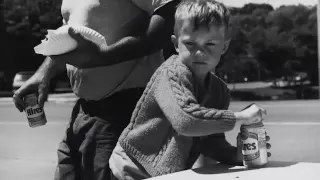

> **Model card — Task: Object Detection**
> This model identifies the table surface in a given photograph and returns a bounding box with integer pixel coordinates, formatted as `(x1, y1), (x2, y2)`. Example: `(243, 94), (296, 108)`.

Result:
(149, 161), (320, 180)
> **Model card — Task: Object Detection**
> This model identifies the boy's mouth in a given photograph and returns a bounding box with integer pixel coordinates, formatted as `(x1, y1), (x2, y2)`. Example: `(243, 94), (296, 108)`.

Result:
(192, 62), (207, 65)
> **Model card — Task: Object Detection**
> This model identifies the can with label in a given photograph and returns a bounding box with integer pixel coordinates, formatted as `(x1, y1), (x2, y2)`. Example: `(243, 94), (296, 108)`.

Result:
(24, 93), (47, 127)
(240, 122), (268, 168)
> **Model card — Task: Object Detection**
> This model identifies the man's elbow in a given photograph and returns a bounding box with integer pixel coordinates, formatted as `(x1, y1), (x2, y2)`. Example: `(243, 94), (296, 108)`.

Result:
(143, 36), (171, 55)
(67, 60), (101, 69)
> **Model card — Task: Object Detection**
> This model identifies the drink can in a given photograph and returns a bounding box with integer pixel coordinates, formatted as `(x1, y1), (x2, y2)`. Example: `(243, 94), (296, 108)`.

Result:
(24, 93), (47, 127)
(240, 122), (268, 168)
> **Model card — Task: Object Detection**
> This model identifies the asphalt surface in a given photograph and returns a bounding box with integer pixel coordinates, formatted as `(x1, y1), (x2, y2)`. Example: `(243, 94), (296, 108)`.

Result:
(0, 99), (320, 180)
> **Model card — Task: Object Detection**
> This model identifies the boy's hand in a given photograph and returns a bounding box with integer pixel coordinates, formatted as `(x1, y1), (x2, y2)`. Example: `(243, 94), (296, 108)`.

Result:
(235, 103), (267, 125)
(236, 133), (272, 165)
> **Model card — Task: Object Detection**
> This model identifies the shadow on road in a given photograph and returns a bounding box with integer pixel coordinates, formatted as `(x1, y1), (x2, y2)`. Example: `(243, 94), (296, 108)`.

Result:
(192, 161), (298, 175)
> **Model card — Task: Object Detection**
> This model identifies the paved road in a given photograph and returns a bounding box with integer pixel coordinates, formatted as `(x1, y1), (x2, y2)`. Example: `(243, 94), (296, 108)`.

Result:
(0, 101), (72, 180)
(0, 100), (320, 180)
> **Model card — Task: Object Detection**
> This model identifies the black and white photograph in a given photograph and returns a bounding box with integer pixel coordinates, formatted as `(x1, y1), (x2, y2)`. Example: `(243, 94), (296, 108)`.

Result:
(1, 0), (319, 179)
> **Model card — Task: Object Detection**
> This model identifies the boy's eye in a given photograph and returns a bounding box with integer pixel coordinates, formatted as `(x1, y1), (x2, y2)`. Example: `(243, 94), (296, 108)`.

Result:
(206, 42), (216, 46)
(185, 42), (195, 46)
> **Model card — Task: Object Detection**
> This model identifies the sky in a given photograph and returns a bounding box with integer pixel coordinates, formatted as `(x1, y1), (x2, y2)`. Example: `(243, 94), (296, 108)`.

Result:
(216, 0), (317, 8)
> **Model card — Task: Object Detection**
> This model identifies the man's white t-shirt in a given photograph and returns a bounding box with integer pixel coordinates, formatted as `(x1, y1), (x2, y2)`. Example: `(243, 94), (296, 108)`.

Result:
(61, 0), (172, 100)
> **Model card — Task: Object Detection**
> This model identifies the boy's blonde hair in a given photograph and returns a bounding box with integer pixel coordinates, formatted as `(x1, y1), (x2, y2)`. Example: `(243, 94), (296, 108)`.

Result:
(174, 0), (230, 36)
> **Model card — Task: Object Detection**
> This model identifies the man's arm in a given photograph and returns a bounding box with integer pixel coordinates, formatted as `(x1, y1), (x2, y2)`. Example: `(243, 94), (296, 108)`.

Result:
(99, 1), (178, 65)
(13, 57), (66, 111)
(36, 56), (67, 80)
(201, 133), (243, 166)
(61, 1), (179, 69)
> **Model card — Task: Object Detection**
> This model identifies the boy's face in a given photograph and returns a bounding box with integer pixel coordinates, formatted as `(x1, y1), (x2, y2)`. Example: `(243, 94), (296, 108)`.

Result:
(172, 20), (230, 74)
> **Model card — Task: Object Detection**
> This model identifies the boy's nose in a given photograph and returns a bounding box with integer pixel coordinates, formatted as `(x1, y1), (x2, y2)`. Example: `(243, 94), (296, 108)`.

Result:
(194, 48), (206, 57)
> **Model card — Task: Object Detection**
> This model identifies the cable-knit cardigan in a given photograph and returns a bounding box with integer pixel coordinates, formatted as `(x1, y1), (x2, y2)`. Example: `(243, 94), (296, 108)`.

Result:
(118, 55), (237, 177)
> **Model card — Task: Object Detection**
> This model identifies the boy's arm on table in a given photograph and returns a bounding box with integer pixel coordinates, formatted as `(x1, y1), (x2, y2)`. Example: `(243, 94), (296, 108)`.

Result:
(200, 133), (243, 166)
(65, 0), (179, 69)
(154, 63), (237, 137)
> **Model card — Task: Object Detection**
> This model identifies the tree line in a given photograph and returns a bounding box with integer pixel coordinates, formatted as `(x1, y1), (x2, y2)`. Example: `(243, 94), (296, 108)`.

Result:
(220, 3), (317, 84)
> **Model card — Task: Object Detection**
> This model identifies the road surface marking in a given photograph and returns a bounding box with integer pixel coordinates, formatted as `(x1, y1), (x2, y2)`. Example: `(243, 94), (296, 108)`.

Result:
(264, 122), (320, 126)
(231, 103), (319, 108)
(0, 122), (67, 125)
(1, 122), (320, 125)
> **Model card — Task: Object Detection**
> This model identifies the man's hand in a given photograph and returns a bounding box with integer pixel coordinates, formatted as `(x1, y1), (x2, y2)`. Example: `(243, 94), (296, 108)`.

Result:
(13, 73), (50, 112)
(49, 27), (104, 68)
(236, 133), (272, 164)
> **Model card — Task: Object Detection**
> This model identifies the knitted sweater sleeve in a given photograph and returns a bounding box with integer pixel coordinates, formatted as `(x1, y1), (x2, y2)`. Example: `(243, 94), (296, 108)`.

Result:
(154, 61), (236, 137)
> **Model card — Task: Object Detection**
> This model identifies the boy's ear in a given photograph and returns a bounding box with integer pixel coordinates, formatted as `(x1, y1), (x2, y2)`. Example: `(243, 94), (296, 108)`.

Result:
(222, 39), (231, 54)
(171, 35), (179, 53)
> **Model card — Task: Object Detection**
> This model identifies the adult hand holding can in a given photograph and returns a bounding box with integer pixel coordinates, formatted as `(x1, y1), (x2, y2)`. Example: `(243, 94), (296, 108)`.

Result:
(238, 122), (272, 168)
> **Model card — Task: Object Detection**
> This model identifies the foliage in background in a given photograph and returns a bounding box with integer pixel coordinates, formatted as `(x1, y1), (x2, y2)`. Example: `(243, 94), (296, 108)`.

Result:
(1, 0), (63, 89)
(218, 3), (317, 86)
(1, 1), (318, 90)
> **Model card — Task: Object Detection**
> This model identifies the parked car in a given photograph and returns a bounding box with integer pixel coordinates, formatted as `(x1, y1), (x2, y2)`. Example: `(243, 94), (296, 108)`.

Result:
(12, 71), (35, 93)
(272, 72), (310, 88)
(12, 71), (70, 93)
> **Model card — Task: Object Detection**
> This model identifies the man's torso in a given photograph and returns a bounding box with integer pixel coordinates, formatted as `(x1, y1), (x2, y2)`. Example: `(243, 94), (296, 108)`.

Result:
(61, 0), (165, 100)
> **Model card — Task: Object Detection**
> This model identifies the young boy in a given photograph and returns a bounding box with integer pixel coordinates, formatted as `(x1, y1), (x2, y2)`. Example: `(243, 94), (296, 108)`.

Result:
(109, 0), (270, 179)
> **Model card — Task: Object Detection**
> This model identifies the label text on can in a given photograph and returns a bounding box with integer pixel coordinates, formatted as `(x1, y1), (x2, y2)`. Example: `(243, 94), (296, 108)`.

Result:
(26, 105), (44, 118)
(242, 133), (260, 161)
